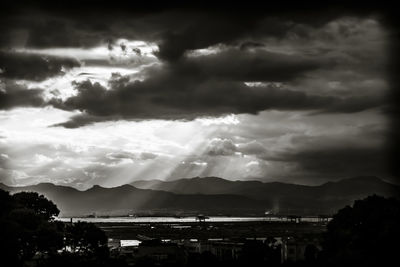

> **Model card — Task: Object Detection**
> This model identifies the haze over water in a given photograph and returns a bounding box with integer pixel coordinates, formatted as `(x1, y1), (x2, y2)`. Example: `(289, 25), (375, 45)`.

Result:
(57, 216), (326, 223)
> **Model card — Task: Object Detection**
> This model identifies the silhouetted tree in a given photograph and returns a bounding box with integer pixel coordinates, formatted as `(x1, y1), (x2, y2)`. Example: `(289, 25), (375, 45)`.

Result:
(321, 195), (400, 267)
(0, 190), (63, 266)
(65, 221), (109, 257)
(13, 191), (60, 220)
(0, 189), (15, 216)
(0, 189), (116, 267)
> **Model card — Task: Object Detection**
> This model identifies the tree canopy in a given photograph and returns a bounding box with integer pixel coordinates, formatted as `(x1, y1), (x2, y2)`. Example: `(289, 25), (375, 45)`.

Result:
(0, 189), (112, 267)
(321, 195), (400, 267)
(13, 191), (60, 220)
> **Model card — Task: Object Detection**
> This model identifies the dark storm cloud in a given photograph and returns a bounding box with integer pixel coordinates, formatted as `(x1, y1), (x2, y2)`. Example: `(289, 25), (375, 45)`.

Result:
(154, 13), (267, 62)
(0, 10), (118, 49)
(0, 80), (45, 109)
(50, 59), (384, 128)
(185, 48), (323, 82)
(116, 8), (383, 63)
(246, 125), (389, 180)
(0, 51), (80, 81)
(0, 9), (268, 55)
(0, 3), (389, 122)
(239, 41), (266, 51)
(271, 146), (388, 177)
(0, 3), (380, 57)
(312, 95), (385, 114)
(21, 19), (99, 48)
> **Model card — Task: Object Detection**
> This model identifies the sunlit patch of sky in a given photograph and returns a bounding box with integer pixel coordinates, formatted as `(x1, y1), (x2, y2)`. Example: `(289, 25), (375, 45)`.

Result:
(0, 104), (388, 188)
(10, 39), (160, 100)
(16, 39), (159, 61)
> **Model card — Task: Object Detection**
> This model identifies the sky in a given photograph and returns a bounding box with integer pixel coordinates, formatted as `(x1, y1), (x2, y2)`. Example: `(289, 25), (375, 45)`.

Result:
(0, 3), (397, 189)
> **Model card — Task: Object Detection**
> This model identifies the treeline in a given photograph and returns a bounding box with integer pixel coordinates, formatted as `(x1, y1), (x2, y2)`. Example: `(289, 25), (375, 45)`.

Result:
(1, 188), (399, 267)
(282, 195), (400, 267)
(0, 189), (126, 267)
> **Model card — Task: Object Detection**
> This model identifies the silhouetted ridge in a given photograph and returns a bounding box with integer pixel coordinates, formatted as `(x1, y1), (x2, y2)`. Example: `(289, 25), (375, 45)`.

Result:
(2, 176), (398, 216)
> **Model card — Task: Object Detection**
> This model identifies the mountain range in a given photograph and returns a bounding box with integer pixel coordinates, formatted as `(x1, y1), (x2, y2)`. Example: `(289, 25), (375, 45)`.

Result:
(1, 176), (399, 217)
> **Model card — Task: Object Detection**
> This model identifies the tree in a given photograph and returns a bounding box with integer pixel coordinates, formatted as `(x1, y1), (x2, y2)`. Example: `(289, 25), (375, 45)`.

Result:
(0, 190), (20, 266)
(13, 191), (60, 220)
(0, 190), (63, 266)
(65, 221), (108, 256)
(0, 188), (113, 267)
(321, 195), (400, 267)
(0, 188), (15, 216)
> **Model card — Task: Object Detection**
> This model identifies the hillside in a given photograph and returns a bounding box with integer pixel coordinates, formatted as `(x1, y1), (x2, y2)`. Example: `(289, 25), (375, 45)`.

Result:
(1, 176), (398, 216)
(0, 183), (264, 216)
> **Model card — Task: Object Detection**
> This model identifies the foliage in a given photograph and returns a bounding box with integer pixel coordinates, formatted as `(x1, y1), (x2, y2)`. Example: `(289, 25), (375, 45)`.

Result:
(65, 221), (109, 256)
(321, 195), (400, 267)
(0, 190), (63, 266)
(0, 189), (114, 267)
(13, 191), (60, 220)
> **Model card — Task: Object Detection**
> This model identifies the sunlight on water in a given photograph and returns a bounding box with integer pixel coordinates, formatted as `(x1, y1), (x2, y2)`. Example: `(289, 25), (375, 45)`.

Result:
(56, 216), (325, 223)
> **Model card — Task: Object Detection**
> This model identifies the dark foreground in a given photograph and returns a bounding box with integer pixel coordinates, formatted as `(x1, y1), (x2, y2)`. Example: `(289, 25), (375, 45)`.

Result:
(91, 220), (327, 266)
(2, 190), (399, 267)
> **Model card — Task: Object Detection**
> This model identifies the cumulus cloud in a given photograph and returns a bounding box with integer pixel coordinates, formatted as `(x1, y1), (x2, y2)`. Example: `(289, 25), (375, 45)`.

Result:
(206, 138), (237, 156)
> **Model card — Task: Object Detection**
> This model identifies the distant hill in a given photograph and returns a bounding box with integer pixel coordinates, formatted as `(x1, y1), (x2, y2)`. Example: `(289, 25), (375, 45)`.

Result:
(132, 176), (399, 197)
(1, 176), (398, 216)
(131, 176), (400, 214)
(0, 183), (264, 217)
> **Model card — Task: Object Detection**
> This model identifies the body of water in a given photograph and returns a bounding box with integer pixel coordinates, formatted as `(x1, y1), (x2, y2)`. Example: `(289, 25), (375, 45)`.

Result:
(57, 216), (329, 223)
